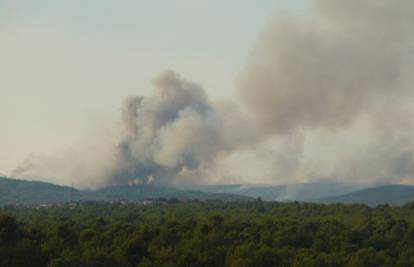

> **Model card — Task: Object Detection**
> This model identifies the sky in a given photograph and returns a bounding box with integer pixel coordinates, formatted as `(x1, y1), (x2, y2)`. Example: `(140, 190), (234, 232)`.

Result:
(3, 1), (413, 189)
(0, 0), (308, 175)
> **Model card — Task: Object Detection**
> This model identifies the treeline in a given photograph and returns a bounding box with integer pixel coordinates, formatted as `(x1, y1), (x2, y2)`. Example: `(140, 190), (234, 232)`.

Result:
(2, 201), (414, 267)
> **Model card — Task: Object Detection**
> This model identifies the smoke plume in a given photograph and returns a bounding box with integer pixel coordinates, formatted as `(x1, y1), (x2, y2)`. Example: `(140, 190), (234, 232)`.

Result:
(13, 0), (414, 188)
(106, 70), (244, 185)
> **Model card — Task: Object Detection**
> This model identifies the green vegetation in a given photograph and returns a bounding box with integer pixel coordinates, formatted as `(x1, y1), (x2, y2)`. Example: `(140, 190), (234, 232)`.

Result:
(3, 201), (414, 266)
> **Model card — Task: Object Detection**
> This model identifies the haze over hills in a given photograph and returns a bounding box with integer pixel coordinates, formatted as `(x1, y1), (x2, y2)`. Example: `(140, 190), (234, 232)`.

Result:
(179, 183), (367, 202)
(0, 176), (77, 206)
(4, 176), (414, 206)
(321, 184), (414, 206)
(0, 177), (249, 206)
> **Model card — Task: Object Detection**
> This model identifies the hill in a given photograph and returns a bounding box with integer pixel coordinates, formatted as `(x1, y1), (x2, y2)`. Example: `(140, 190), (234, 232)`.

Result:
(7, 176), (414, 206)
(179, 182), (365, 202)
(0, 176), (79, 205)
(0, 177), (248, 206)
(94, 184), (250, 202)
(321, 184), (414, 206)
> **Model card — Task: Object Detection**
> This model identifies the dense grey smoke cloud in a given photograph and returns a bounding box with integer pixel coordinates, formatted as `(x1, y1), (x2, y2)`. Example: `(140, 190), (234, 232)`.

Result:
(13, 0), (414, 187)
(235, 0), (414, 184)
(238, 0), (412, 135)
(12, 71), (231, 186)
(334, 105), (414, 185)
(12, 71), (254, 187)
(105, 70), (236, 185)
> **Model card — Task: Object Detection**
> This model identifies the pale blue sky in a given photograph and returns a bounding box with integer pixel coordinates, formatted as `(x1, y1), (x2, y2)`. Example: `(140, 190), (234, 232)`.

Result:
(0, 1), (308, 175)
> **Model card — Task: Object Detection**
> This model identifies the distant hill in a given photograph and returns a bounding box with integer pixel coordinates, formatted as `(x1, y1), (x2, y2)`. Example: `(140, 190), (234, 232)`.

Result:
(94, 184), (250, 202)
(7, 176), (414, 207)
(179, 182), (366, 202)
(0, 177), (249, 206)
(0, 176), (79, 205)
(321, 184), (414, 206)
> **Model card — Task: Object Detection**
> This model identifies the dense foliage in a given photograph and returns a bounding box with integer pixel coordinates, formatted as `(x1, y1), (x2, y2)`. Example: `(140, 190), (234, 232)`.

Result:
(2, 200), (414, 267)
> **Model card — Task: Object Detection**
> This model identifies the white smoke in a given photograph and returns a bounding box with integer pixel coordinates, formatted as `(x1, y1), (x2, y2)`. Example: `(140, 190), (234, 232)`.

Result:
(106, 70), (232, 185)
(13, 0), (414, 188)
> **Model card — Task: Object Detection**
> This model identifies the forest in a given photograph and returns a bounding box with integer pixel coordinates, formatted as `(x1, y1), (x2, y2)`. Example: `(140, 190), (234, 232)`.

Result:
(2, 200), (414, 267)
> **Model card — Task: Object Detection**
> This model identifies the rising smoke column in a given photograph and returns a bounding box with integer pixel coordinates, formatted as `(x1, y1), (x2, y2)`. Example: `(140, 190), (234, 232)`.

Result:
(12, 70), (255, 187)
(105, 70), (227, 185)
(13, 0), (414, 187)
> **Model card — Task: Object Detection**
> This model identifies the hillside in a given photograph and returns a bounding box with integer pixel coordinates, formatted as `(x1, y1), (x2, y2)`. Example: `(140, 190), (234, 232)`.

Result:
(94, 184), (250, 202)
(321, 184), (414, 206)
(0, 176), (80, 205)
(5, 176), (414, 207)
(0, 177), (248, 206)
(179, 182), (365, 202)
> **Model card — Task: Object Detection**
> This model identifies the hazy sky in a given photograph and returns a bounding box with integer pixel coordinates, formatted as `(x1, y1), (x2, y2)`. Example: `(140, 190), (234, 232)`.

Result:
(0, 1), (307, 175)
